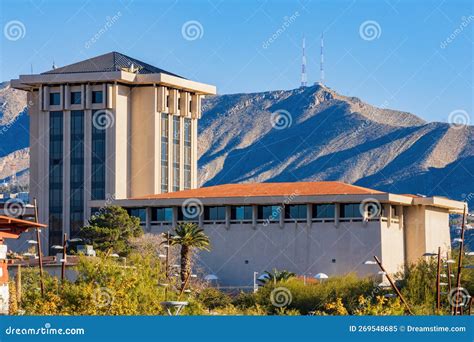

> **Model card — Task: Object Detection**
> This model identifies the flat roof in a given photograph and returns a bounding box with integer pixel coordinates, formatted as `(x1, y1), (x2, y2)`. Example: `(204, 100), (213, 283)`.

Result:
(133, 182), (385, 200)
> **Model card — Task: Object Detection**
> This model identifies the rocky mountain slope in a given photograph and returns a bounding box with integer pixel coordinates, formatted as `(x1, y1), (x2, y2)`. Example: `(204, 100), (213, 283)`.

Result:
(1, 81), (473, 208)
(199, 84), (474, 206)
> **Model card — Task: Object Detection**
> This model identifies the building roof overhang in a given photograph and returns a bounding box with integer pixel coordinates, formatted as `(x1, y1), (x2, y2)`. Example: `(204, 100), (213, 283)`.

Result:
(89, 182), (467, 213)
(11, 71), (216, 95)
(0, 215), (47, 240)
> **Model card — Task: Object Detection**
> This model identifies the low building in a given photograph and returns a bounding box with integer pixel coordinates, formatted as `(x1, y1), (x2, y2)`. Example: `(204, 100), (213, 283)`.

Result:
(90, 181), (466, 287)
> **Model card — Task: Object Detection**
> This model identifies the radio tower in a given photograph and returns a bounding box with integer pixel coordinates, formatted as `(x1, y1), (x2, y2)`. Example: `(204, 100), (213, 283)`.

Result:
(320, 32), (325, 85)
(300, 36), (308, 87)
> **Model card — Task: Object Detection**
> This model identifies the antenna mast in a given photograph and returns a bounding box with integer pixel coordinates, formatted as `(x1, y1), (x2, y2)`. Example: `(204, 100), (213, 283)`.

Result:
(300, 36), (307, 87)
(320, 32), (325, 85)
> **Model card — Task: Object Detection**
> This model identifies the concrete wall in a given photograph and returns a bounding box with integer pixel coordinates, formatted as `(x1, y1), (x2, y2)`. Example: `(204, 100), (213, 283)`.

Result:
(404, 205), (451, 264)
(150, 220), (383, 287)
(380, 219), (405, 275)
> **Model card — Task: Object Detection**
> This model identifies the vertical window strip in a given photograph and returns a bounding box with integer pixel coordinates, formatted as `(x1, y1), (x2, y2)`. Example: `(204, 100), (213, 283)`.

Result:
(161, 113), (169, 193)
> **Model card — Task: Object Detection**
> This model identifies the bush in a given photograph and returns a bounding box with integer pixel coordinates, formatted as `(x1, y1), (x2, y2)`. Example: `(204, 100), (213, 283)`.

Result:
(253, 273), (374, 315)
(197, 288), (232, 312)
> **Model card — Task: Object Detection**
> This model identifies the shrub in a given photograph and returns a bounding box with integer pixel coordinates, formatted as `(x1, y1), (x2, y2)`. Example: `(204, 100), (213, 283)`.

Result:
(197, 288), (232, 312)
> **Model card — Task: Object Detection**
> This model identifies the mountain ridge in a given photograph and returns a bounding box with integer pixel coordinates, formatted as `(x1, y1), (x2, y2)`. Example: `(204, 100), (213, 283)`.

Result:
(0, 81), (473, 208)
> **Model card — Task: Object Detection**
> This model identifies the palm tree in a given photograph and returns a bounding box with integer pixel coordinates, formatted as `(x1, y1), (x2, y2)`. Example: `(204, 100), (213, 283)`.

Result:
(166, 222), (210, 288)
(258, 269), (296, 285)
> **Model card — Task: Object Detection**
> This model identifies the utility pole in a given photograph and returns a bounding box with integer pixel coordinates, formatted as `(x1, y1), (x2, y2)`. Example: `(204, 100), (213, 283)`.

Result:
(374, 256), (413, 315)
(15, 265), (21, 307)
(454, 205), (467, 315)
(436, 246), (441, 313)
(446, 252), (452, 293)
(61, 233), (67, 282)
(33, 198), (45, 297)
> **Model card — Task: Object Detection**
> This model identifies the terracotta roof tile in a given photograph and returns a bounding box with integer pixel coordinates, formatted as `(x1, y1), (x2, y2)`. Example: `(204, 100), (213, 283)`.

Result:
(132, 181), (384, 200)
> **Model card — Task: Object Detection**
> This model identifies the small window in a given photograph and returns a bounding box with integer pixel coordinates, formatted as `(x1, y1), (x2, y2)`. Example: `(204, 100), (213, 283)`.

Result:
(166, 95), (170, 108)
(340, 204), (363, 218)
(312, 204), (335, 219)
(258, 205), (281, 221)
(204, 206), (226, 221)
(152, 207), (173, 222)
(92, 91), (103, 104)
(177, 207), (199, 221)
(285, 204), (307, 220)
(49, 92), (60, 106)
(71, 92), (82, 104)
(127, 208), (146, 222)
(178, 97), (181, 110)
(231, 206), (253, 221)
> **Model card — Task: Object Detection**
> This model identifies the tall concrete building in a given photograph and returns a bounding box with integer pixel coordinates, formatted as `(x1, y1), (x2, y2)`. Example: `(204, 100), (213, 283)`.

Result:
(11, 52), (216, 250)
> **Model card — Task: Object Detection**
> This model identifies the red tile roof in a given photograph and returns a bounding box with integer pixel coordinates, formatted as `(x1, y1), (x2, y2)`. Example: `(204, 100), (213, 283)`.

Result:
(132, 181), (385, 200)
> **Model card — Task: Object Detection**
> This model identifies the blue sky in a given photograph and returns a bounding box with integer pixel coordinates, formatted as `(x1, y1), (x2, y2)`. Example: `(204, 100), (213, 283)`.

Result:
(1, 0), (472, 123)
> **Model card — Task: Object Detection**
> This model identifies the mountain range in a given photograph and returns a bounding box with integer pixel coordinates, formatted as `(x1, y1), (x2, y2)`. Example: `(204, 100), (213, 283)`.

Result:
(1, 81), (473, 209)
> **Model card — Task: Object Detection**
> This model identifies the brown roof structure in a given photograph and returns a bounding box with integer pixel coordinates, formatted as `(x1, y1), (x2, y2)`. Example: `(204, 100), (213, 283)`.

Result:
(0, 215), (46, 239)
(133, 181), (385, 200)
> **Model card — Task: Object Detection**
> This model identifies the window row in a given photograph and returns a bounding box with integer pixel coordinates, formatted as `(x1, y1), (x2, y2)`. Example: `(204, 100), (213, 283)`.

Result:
(49, 90), (103, 106)
(126, 203), (396, 223)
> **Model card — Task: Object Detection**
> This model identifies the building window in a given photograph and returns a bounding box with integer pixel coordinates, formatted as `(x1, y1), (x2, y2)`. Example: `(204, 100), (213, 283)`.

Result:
(184, 118), (192, 189)
(177, 207), (198, 222)
(128, 208), (146, 222)
(152, 207), (173, 222)
(49, 92), (60, 106)
(49, 111), (63, 248)
(285, 204), (307, 220)
(91, 110), (106, 200)
(204, 206), (226, 222)
(312, 204), (335, 219)
(258, 205), (281, 222)
(340, 203), (363, 218)
(161, 113), (169, 193)
(230, 206), (253, 221)
(70, 111), (84, 236)
(172, 116), (180, 191)
(71, 92), (82, 105)
(178, 97), (181, 110)
(92, 91), (103, 104)
(166, 95), (170, 108)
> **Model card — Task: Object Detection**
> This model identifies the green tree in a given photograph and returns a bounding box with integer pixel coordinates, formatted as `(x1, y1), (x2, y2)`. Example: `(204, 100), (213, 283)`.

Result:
(258, 269), (296, 285)
(80, 205), (142, 256)
(166, 222), (210, 288)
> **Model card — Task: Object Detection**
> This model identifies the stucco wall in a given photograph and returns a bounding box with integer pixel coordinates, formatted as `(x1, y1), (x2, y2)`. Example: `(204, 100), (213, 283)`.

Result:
(151, 220), (383, 286)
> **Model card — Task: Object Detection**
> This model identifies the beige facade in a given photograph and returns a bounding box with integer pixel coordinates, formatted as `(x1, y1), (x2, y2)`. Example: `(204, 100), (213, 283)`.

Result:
(11, 52), (216, 251)
(90, 184), (466, 287)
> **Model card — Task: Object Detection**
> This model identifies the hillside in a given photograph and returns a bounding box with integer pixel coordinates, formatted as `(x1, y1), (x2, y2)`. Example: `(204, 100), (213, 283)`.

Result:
(199, 84), (474, 206)
(1, 81), (473, 208)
